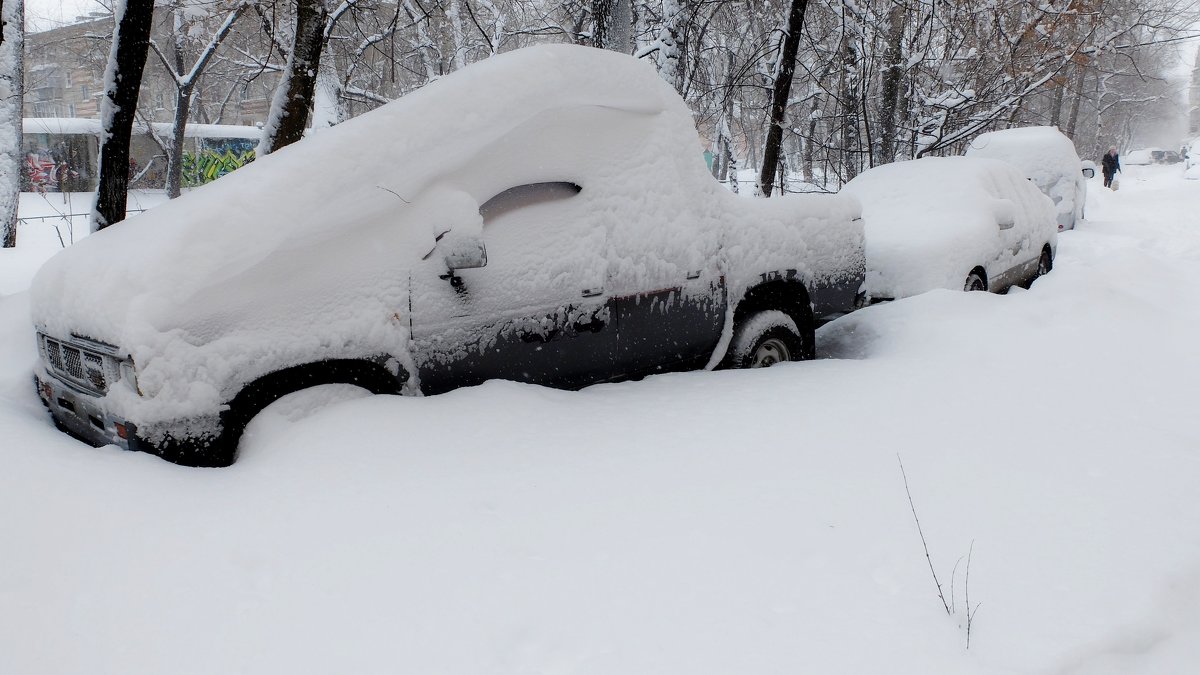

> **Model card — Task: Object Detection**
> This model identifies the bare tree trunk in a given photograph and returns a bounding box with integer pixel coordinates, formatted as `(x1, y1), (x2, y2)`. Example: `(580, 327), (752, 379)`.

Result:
(1, 0), (25, 247)
(1049, 77), (1065, 128)
(877, 2), (906, 164)
(1065, 62), (1087, 141)
(165, 85), (192, 199)
(94, 0), (155, 230)
(259, 0), (328, 156)
(803, 100), (818, 183)
(159, 4), (244, 198)
(759, 0), (809, 197)
(592, 0), (631, 53)
(838, 35), (860, 183)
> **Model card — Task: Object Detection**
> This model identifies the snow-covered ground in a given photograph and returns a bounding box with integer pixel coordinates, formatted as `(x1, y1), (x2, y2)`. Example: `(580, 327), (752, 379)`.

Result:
(1, 165), (1198, 674)
(0, 190), (168, 294)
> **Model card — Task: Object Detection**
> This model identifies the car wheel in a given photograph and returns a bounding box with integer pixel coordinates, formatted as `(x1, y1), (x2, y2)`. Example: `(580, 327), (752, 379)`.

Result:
(964, 269), (987, 292)
(726, 310), (807, 369)
(1021, 249), (1053, 289)
(1036, 249), (1053, 276)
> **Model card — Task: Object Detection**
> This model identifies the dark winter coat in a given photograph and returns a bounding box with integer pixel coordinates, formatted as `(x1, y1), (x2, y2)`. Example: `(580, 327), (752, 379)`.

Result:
(1102, 152), (1120, 176)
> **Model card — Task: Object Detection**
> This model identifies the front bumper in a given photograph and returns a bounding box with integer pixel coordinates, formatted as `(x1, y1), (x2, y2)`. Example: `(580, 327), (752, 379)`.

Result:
(35, 369), (232, 467)
(35, 368), (138, 451)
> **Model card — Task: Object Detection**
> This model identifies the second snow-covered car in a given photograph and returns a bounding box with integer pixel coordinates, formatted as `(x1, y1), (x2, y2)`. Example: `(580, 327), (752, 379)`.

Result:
(842, 156), (1057, 301)
(965, 126), (1089, 231)
(30, 45), (866, 467)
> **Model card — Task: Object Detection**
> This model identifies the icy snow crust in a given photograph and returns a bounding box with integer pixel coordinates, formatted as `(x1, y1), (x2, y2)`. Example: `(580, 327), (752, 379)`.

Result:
(29, 45), (863, 437)
(842, 156), (1057, 299)
(966, 126), (1086, 230)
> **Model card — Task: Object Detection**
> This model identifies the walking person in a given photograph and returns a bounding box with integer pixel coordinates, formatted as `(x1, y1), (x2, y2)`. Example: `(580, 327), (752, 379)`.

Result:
(1102, 146), (1121, 189)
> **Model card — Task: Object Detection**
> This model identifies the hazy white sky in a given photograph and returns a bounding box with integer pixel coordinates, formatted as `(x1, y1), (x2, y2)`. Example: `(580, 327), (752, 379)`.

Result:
(25, 0), (106, 32)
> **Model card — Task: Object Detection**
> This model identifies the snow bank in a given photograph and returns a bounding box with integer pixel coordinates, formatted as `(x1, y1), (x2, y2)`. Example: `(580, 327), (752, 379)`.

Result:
(966, 126), (1085, 230)
(841, 156), (1056, 298)
(28, 44), (862, 435)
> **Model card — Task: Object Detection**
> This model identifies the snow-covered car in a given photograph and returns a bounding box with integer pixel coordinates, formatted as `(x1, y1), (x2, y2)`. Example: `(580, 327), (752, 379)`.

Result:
(30, 45), (866, 467)
(1124, 148), (1154, 166)
(965, 126), (1088, 231)
(841, 156), (1057, 301)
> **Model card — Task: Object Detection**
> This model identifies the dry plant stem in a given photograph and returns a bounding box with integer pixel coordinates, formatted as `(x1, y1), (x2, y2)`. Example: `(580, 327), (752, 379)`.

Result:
(950, 556), (965, 614)
(966, 541), (981, 649)
(897, 454), (951, 616)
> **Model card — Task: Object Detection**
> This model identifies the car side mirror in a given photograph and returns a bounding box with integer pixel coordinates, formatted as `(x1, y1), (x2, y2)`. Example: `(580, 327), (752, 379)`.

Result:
(994, 199), (1016, 230)
(440, 231), (487, 270)
(1082, 167), (1095, 179)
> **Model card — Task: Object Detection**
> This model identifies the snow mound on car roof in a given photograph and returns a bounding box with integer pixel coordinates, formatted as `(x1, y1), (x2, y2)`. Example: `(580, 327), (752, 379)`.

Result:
(966, 126), (1083, 224)
(843, 156), (1054, 298)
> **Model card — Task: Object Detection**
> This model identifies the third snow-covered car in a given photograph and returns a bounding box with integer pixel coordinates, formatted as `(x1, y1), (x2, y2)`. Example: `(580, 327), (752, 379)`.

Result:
(841, 156), (1057, 301)
(965, 126), (1089, 231)
(30, 45), (865, 467)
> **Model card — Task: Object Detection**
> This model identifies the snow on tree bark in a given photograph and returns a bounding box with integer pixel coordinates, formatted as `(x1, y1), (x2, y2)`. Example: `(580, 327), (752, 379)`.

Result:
(93, 0), (155, 231)
(758, 0), (809, 198)
(648, 0), (682, 92)
(0, 0), (24, 248)
(258, 0), (329, 156)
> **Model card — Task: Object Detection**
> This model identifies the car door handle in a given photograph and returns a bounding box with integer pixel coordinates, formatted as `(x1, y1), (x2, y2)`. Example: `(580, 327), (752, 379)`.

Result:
(518, 328), (558, 343)
(581, 287), (604, 298)
(686, 270), (702, 280)
(572, 315), (608, 333)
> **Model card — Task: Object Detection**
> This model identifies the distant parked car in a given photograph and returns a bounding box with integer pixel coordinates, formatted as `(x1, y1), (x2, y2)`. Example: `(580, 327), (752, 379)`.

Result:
(30, 45), (866, 467)
(1124, 148), (1155, 165)
(842, 157), (1057, 301)
(1152, 149), (1182, 164)
(965, 126), (1088, 231)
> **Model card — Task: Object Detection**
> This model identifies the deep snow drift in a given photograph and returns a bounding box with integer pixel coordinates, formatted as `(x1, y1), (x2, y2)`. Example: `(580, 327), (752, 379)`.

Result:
(1, 165), (1199, 674)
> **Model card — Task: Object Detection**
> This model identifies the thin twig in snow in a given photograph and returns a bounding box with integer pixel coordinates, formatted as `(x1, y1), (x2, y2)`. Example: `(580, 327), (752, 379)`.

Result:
(375, 185), (410, 203)
(965, 540), (981, 649)
(898, 454), (951, 616)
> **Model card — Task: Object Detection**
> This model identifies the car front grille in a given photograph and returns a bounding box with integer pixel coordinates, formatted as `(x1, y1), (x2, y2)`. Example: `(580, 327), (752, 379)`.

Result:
(41, 336), (113, 395)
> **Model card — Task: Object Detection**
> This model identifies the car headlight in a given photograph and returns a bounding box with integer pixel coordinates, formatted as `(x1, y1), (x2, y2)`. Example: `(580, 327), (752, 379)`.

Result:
(119, 360), (141, 395)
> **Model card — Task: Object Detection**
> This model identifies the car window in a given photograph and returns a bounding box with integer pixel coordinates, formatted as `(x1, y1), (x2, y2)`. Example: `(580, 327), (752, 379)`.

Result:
(479, 182), (582, 225)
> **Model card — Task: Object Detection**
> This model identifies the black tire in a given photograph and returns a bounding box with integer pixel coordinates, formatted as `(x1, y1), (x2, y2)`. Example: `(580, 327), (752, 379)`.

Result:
(964, 269), (988, 292)
(1022, 249), (1053, 289)
(1036, 249), (1053, 276)
(724, 309), (808, 369)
